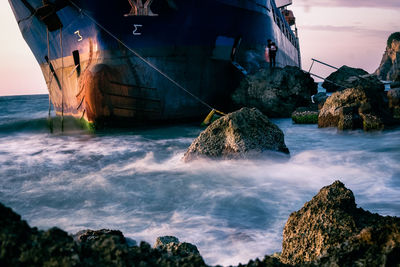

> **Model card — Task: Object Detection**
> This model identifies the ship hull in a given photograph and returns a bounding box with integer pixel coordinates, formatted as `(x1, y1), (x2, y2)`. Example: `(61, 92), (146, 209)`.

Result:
(9, 0), (300, 125)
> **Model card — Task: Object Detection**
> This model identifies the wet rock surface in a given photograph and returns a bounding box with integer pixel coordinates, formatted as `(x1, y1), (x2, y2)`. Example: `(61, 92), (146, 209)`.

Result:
(1, 180), (400, 267)
(232, 66), (317, 118)
(318, 78), (395, 131)
(388, 87), (400, 119)
(375, 32), (400, 81)
(0, 202), (80, 267)
(343, 73), (385, 92)
(154, 236), (201, 258)
(281, 181), (400, 266)
(322, 65), (369, 93)
(183, 107), (289, 162)
(74, 229), (126, 243)
(0, 202), (206, 267)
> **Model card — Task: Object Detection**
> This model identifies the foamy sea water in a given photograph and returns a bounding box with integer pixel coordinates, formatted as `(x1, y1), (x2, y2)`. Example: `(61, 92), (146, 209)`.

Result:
(0, 95), (399, 266)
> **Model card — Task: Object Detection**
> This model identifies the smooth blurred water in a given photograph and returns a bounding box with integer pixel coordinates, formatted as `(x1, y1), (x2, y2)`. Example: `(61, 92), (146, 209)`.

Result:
(0, 94), (400, 266)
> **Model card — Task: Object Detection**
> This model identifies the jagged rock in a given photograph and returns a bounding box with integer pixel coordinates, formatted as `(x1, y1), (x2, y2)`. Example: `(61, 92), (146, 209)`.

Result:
(388, 87), (400, 119)
(0, 202), (206, 267)
(342, 74), (385, 92)
(183, 107), (289, 162)
(154, 236), (201, 257)
(291, 107), (318, 124)
(154, 236), (180, 249)
(375, 32), (400, 81)
(78, 228), (133, 266)
(0, 202), (80, 266)
(74, 229), (126, 243)
(232, 66), (317, 117)
(318, 83), (394, 131)
(322, 65), (369, 92)
(239, 255), (289, 267)
(281, 180), (400, 266)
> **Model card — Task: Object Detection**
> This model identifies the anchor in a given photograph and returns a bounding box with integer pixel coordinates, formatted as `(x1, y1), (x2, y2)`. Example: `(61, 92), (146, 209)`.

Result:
(124, 0), (158, 16)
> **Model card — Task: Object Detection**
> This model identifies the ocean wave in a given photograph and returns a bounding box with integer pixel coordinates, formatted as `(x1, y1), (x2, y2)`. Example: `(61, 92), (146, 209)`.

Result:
(1, 95), (400, 265)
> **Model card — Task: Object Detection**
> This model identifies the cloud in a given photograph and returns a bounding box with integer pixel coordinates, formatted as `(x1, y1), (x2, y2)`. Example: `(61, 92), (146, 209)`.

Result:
(301, 25), (391, 38)
(298, 0), (400, 9)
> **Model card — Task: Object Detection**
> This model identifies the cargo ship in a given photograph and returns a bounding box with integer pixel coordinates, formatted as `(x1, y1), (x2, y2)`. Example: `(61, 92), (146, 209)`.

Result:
(9, 0), (301, 125)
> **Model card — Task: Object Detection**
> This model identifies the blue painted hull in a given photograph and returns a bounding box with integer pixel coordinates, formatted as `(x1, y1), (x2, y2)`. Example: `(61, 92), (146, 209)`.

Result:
(9, 0), (300, 124)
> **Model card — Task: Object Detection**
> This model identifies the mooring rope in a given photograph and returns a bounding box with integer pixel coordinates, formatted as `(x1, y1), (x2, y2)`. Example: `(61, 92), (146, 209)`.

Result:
(68, 0), (221, 114)
(46, 28), (54, 133)
(47, 28), (52, 118)
(60, 27), (64, 131)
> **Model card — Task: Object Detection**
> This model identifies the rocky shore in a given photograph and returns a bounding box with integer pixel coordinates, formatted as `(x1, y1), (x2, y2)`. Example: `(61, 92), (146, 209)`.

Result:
(2, 181), (399, 266)
(375, 32), (400, 81)
(183, 107), (289, 162)
(317, 66), (400, 131)
(231, 66), (317, 118)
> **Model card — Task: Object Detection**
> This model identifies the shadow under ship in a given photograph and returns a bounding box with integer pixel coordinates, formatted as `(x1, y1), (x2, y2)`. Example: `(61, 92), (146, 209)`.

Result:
(9, 0), (301, 125)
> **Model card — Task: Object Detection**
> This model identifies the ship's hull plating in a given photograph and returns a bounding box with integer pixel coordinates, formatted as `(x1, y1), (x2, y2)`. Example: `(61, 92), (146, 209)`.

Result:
(9, 0), (300, 125)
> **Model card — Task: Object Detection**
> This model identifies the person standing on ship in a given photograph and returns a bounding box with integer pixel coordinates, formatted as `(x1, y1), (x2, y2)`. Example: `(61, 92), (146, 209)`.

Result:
(265, 39), (272, 62)
(269, 42), (278, 68)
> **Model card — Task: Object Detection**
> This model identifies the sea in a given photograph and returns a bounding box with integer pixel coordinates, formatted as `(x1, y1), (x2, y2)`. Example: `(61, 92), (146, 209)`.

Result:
(0, 94), (400, 266)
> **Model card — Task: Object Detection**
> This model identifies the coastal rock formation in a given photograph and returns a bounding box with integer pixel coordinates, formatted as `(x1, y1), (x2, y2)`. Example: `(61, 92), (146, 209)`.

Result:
(0, 202), (80, 266)
(291, 107), (318, 124)
(342, 73), (385, 92)
(154, 236), (201, 257)
(375, 32), (400, 81)
(231, 66), (317, 117)
(391, 73), (400, 89)
(2, 181), (400, 267)
(318, 80), (393, 131)
(183, 107), (289, 162)
(239, 256), (289, 267)
(388, 88), (400, 119)
(0, 202), (206, 266)
(74, 229), (127, 243)
(322, 65), (369, 92)
(281, 181), (400, 266)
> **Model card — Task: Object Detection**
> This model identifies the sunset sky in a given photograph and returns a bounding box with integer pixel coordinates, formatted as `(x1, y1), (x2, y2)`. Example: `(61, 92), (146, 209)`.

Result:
(0, 0), (399, 96)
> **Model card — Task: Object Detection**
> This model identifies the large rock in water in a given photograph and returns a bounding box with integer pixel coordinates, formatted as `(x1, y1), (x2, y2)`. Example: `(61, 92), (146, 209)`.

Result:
(375, 32), (400, 81)
(183, 107), (289, 162)
(322, 65), (369, 93)
(281, 181), (400, 266)
(318, 78), (394, 131)
(231, 66), (317, 118)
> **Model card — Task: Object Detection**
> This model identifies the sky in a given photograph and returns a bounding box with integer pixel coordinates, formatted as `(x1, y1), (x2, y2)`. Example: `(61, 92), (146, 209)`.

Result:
(0, 0), (399, 96)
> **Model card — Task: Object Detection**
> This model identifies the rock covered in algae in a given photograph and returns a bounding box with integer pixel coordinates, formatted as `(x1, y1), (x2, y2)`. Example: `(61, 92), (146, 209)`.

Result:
(291, 106), (319, 124)
(281, 180), (400, 266)
(183, 107), (289, 162)
(318, 79), (394, 131)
